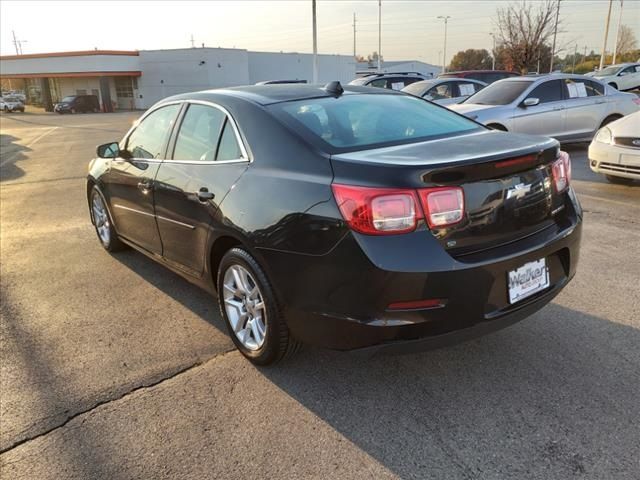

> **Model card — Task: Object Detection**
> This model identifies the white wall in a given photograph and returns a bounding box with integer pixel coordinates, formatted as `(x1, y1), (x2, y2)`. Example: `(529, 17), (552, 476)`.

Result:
(137, 48), (250, 107)
(248, 52), (356, 84)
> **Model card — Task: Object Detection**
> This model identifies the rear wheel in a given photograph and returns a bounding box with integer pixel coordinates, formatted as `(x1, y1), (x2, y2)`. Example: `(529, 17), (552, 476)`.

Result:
(90, 186), (126, 252)
(605, 174), (635, 185)
(217, 247), (300, 365)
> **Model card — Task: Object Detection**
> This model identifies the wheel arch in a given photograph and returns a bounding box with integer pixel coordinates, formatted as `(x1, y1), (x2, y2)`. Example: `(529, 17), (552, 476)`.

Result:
(487, 122), (508, 131)
(600, 114), (623, 128)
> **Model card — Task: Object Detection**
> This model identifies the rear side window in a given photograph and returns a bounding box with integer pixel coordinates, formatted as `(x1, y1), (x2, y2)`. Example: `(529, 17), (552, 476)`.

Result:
(585, 80), (604, 96)
(270, 94), (481, 152)
(216, 120), (243, 161)
(529, 80), (563, 103)
(127, 104), (181, 159)
(173, 104), (225, 162)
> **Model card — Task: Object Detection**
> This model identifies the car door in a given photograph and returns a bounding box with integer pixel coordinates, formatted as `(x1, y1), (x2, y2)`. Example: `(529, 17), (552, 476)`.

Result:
(561, 78), (607, 139)
(153, 102), (249, 275)
(512, 79), (566, 138)
(104, 102), (182, 253)
(617, 65), (640, 90)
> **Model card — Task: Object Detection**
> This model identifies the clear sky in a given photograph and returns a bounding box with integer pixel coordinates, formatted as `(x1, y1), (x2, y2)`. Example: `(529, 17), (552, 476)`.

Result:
(1, 1), (639, 65)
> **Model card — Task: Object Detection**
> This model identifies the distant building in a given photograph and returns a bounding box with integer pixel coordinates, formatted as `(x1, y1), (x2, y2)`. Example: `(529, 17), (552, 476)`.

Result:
(356, 60), (441, 78)
(0, 47), (356, 111)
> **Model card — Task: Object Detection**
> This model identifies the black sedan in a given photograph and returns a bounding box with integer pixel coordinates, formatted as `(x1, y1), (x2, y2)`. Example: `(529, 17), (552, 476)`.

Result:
(87, 82), (582, 365)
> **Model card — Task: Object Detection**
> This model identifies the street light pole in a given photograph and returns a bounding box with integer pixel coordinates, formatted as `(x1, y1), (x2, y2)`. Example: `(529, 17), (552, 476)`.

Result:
(549, 0), (561, 72)
(571, 43), (578, 73)
(437, 16), (451, 74)
(353, 12), (357, 60)
(599, 0), (613, 71)
(312, 0), (318, 83)
(378, 0), (382, 72)
(612, 0), (624, 64)
(491, 34), (496, 70)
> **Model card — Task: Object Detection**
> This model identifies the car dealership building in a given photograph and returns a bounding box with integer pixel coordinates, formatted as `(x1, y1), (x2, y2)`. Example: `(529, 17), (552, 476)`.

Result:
(0, 47), (356, 111)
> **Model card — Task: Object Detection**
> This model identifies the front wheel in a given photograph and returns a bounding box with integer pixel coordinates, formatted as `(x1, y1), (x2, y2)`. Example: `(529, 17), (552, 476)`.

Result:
(605, 174), (634, 185)
(90, 187), (126, 252)
(217, 247), (300, 365)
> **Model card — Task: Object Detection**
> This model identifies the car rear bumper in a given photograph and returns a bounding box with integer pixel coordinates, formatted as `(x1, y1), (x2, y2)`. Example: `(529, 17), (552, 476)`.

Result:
(589, 141), (640, 180)
(259, 198), (582, 352)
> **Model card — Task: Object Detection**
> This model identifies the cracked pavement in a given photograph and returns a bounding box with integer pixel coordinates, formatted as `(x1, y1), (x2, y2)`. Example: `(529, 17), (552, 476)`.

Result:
(1, 111), (639, 479)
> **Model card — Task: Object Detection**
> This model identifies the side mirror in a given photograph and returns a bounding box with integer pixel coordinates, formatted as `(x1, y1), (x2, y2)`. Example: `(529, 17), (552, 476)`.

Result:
(96, 142), (120, 159)
(522, 97), (540, 107)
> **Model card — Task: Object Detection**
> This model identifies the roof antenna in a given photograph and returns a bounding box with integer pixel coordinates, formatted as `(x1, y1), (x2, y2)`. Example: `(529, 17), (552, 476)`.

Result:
(323, 81), (344, 96)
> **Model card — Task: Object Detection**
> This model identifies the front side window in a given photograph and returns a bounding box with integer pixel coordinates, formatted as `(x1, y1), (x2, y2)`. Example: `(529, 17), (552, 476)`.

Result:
(127, 104), (181, 159)
(173, 104), (225, 162)
(270, 93), (481, 153)
(529, 80), (563, 103)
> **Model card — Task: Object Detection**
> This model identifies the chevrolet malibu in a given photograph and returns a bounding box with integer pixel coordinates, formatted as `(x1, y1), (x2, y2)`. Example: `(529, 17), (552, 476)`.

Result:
(450, 74), (639, 142)
(87, 83), (582, 365)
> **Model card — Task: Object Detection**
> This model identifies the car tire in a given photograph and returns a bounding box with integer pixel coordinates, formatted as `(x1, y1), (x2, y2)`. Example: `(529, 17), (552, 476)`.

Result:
(3, 106), (7, 112)
(90, 186), (126, 252)
(217, 247), (301, 365)
(605, 174), (634, 185)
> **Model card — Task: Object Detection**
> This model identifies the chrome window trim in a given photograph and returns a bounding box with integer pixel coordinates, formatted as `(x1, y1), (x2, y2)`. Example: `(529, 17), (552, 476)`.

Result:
(166, 99), (251, 165)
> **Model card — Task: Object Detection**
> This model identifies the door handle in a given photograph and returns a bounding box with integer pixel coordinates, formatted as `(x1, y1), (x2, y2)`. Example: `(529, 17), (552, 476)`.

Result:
(137, 180), (153, 192)
(197, 188), (215, 202)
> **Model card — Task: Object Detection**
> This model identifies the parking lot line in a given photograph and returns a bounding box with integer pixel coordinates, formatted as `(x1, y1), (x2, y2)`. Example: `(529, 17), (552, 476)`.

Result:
(0, 126), (58, 167)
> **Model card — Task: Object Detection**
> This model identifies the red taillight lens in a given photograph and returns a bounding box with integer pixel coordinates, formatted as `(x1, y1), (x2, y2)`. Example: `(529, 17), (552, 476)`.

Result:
(332, 184), (419, 235)
(552, 150), (571, 192)
(417, 187), (465, 229)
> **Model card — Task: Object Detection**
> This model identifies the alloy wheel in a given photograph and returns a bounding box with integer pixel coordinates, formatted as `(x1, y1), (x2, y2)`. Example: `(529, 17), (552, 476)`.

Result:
(222, 265), (267, 351)
(91, 193), (111, 245)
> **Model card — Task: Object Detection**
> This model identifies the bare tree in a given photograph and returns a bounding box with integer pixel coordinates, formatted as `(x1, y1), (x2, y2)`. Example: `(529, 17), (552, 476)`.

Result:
(494, 0), (560, 73)
(616, 25), (638, 56)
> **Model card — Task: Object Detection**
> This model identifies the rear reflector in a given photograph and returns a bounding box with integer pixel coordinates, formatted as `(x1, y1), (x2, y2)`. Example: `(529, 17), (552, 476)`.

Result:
(552, 151), (571, 192)
(387, 298), (445, 311)
(417, 187), (465, 229)
(494, 154), (537, 169)
(331, 184), (419, 235)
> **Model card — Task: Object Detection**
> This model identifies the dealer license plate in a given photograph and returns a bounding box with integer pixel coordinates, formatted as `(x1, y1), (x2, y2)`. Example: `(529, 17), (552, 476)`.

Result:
(507, 258), (549, 304)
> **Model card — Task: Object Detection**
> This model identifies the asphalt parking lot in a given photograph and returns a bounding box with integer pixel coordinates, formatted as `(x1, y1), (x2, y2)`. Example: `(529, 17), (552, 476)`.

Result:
(1, 111), (639, 480)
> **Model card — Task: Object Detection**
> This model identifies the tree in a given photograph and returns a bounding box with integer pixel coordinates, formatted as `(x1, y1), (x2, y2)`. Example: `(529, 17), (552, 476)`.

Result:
(367, 51), (383, 64)
(615, 25), (638, 57)
(448, 49), (493, 71)
(494, 0), (560, 73)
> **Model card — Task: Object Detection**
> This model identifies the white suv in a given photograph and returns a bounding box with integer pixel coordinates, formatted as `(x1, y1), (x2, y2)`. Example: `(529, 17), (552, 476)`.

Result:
(0, 96), (25, 113)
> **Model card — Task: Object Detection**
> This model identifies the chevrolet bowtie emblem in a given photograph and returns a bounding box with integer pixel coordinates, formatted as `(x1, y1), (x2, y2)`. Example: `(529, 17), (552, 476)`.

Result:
(506, 183), (531, 200)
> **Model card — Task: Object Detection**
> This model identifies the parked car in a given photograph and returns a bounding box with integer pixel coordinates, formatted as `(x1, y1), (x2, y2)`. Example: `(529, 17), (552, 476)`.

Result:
(88, 82), (582, 365)
(588, 63), (640, 91)
(450, 74), (640, 142)
(54, 94), (100, 113)
(589, 111), (639, 184)
(402, 78), (487, 105)
(349, 72), (428, 90)
(439, 70), (520, 84)
(0, 96), (25, 112)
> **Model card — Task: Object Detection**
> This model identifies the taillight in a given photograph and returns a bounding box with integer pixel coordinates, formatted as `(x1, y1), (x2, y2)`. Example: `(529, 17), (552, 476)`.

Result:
(331, 184), (419, 235)
(552, 150), (571, 192)
(417, 187), (465, 229)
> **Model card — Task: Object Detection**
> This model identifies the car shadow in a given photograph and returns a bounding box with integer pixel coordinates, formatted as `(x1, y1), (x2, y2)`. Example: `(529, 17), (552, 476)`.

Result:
(112, 247), (638, 477)
(0, 134), (30, 182)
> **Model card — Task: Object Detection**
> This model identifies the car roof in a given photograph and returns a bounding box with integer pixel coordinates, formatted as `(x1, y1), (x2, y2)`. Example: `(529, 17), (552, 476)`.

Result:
(502, 73), (601, 82)
(408, 77), (485, 87)
(442, 70), (518, 75)
(165, 83), (403, 106)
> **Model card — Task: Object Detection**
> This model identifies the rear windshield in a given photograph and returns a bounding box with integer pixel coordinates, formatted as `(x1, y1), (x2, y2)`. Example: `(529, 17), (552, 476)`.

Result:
(348, 77), (370, 86)
(402, 81), (431, 96)
(269, 93), (481, 153)
(463, 80), (532, 105)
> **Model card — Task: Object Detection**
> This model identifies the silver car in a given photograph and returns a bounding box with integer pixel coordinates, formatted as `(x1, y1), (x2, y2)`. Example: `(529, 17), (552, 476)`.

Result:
(450, 74), (640, 142)
(401, 78), (487, 105)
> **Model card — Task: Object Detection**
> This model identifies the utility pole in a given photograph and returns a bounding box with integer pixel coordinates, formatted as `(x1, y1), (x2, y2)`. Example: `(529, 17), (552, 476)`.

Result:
(377, 0), (382, 72)
(190, 34), (195, 48)
(437, 16), (451, 73)
(571, 43), (578, 72)
(599, 0), (613, 70)
(312, 0), (318, 83)
(612, 0), (624, 64)
(489, 33), (496, 70)
(353, 12), (356, 60)
(549, 0), (561, 72)
(12, 30), (20, 55)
